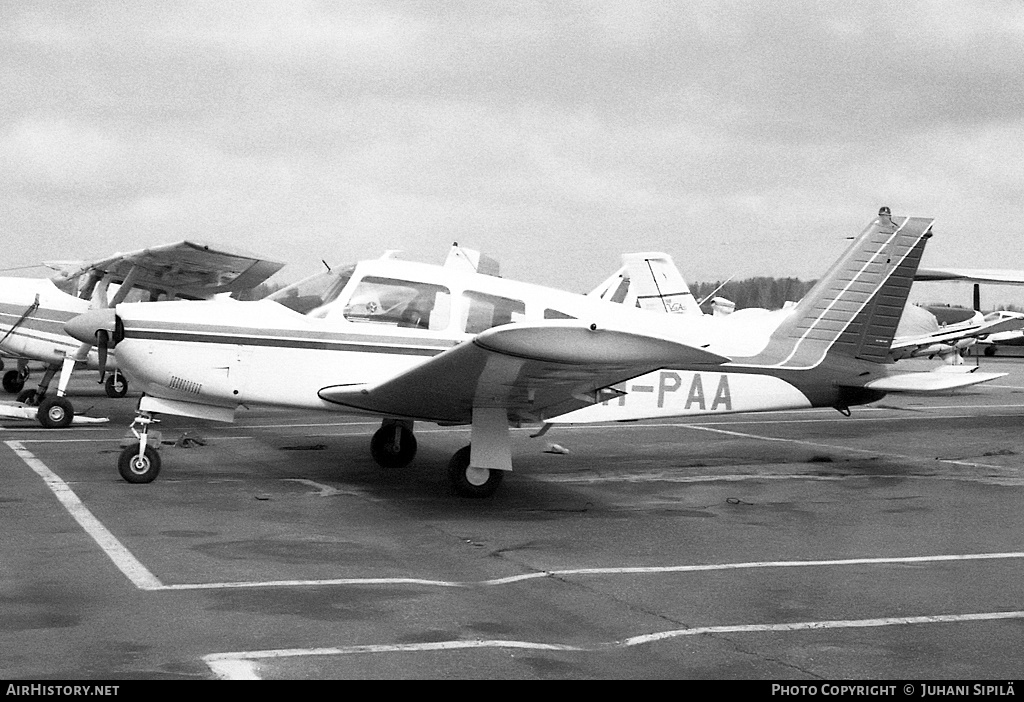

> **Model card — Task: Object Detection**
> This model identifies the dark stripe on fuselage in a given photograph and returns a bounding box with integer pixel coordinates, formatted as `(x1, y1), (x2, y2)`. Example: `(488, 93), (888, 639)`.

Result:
(127, 329), (451, 356)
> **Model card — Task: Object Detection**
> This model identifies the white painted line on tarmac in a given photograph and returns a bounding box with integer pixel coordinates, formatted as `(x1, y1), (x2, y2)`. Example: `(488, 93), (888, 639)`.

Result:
(5, 440), (164, 590)
(10, 435), (257, 443)
(677, 423), (1017, 473)
(285, 478), (341, 496)
(203, 609), (1024, 679)
(161, 550), (1024, 591)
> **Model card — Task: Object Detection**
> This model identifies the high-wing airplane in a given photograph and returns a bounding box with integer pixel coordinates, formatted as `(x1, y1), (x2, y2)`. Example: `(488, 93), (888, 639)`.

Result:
(889, 303), (1024, 361)
(0, 241), (283, 427)
(914, 267), (1024, 355)
(64, 208), (1003, 497)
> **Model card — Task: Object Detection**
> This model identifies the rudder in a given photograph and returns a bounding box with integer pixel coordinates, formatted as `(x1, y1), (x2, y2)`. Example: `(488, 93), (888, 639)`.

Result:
(770, 208), (934, 367)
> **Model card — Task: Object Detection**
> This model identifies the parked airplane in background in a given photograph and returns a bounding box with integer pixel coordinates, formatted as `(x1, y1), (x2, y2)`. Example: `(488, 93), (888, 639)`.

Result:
(889, 303), (1024, 361)
(65, 208), (1003, 497)
(0, 242), (283, 427)
(914, 267), (1024, 356)
(586, 251), (706, 315)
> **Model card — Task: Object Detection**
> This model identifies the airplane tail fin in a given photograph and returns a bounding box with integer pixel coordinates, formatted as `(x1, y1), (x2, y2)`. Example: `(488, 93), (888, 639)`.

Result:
(769, 208), (934, 367)
(589, 252), (704, 315)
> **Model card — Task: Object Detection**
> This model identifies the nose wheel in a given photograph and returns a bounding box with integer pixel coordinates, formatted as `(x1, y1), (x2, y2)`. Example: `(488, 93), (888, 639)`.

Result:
(118, 445), (161, 483)
(117, 410), (162, 483)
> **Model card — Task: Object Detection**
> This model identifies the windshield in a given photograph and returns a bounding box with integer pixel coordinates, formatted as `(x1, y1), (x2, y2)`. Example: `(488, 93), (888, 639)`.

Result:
(265, 265), (355, 315)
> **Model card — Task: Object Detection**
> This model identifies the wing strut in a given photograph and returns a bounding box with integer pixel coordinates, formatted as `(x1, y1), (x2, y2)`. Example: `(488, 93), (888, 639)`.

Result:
(0, 295), (40, 345)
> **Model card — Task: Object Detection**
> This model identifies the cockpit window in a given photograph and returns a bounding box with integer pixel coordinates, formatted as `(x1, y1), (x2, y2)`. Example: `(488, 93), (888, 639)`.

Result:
(343, 277), (451, 330)
(266, 265), (356, 315)
(462, 291), (525, 333)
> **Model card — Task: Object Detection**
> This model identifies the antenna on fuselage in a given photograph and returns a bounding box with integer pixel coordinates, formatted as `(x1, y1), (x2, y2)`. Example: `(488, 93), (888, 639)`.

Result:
(444, 242), (501, 276)
(321, 259), (331, 272)
(696, 274), (736, 306)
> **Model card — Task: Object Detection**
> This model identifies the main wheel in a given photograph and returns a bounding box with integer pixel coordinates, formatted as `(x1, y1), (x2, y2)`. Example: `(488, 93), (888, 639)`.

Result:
(3, 370), (26, 394)
(37, 397), (73, 429)
(370, 424), (418, 468)
(105, 374), (129, 398)
(448, 445), (504, 498)
(117, 444), (161, 484)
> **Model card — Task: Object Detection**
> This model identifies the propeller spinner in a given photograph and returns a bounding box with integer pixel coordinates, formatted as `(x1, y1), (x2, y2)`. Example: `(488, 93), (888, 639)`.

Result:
(64, 308), (120, 380)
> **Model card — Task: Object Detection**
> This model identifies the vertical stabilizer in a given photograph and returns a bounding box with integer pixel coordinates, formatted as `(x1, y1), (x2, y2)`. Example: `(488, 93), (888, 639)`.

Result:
(589, 252), (704, 315)
(768, 208), (934, 368)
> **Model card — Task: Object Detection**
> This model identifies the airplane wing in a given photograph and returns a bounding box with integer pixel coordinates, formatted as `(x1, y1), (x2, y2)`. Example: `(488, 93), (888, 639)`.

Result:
(48, 241), (285, 299)
(916, 268), (1024, 284)
(857, 366), (1006, 393)
(890, 312), (1024, 359)
(318, 321), (730, 424)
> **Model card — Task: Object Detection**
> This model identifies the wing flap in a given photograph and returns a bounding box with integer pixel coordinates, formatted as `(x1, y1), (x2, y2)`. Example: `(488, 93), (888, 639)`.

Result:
(318, 321), (728, 423)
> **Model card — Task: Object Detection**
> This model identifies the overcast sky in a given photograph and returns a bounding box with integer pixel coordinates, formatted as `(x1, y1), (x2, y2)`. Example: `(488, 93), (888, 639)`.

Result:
(3, 1), (1024, 306)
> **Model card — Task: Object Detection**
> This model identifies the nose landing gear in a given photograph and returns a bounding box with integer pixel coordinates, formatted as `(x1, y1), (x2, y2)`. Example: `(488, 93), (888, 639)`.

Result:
(118, 410), (162, 483)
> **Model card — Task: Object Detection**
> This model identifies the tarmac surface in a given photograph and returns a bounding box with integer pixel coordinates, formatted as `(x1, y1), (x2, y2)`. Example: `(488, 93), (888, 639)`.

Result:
(2, 358), (1024, 680)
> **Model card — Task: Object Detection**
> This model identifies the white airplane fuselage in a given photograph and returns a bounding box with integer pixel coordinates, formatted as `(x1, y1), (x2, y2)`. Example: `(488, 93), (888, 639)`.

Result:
(0, 277), (114, 372)
(105, 257), (876, 425)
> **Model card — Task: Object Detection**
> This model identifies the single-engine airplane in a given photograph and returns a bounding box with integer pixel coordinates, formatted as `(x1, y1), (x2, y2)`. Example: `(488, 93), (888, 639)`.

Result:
(0, 242), (283, 427)
(65, 208), (1003, 497)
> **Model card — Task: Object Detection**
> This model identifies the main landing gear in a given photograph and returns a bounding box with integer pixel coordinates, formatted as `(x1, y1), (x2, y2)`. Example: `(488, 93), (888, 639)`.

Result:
(105, 370), (129, 398)
(3, 367), (29, 394)
(109, 409), (513, 498)
(10, 364), (74, 429)
(370, 419), (418, 468)
(446, 445), (504, 498)
(367, 410), (511, 498)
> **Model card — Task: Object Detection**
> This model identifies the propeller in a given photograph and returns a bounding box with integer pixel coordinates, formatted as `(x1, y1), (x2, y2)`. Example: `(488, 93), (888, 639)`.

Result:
(96, 328), (110, 381)
(64, 308), (120, 382)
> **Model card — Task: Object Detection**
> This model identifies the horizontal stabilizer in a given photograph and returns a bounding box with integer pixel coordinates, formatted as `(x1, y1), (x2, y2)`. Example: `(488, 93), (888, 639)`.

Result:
(859, 368), (1006, 393)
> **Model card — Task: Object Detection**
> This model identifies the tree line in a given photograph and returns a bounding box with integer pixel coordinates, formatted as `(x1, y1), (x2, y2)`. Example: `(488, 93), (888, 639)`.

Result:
(690, 277), (817, 312)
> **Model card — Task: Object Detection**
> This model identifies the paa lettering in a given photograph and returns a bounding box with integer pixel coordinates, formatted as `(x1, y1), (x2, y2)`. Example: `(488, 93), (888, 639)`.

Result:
(658, 372), (731, 411)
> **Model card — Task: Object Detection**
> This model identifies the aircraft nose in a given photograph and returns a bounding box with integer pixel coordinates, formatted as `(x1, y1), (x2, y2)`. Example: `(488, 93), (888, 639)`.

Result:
(64, 308), (117, 344)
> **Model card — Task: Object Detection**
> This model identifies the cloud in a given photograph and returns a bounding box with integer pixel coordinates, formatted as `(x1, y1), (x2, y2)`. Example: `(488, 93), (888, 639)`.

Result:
(2, 1), (1024, 294)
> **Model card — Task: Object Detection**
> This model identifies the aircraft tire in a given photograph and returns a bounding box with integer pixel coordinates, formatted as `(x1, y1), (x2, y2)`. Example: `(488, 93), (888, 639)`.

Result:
(118, 445), (161, 484)
(105, 374), (129, 398)
(3, 370), (25, 394)
(370, 424), (417, 468)
(37, 397), (73, 429)
(448, 445), (504, 498)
